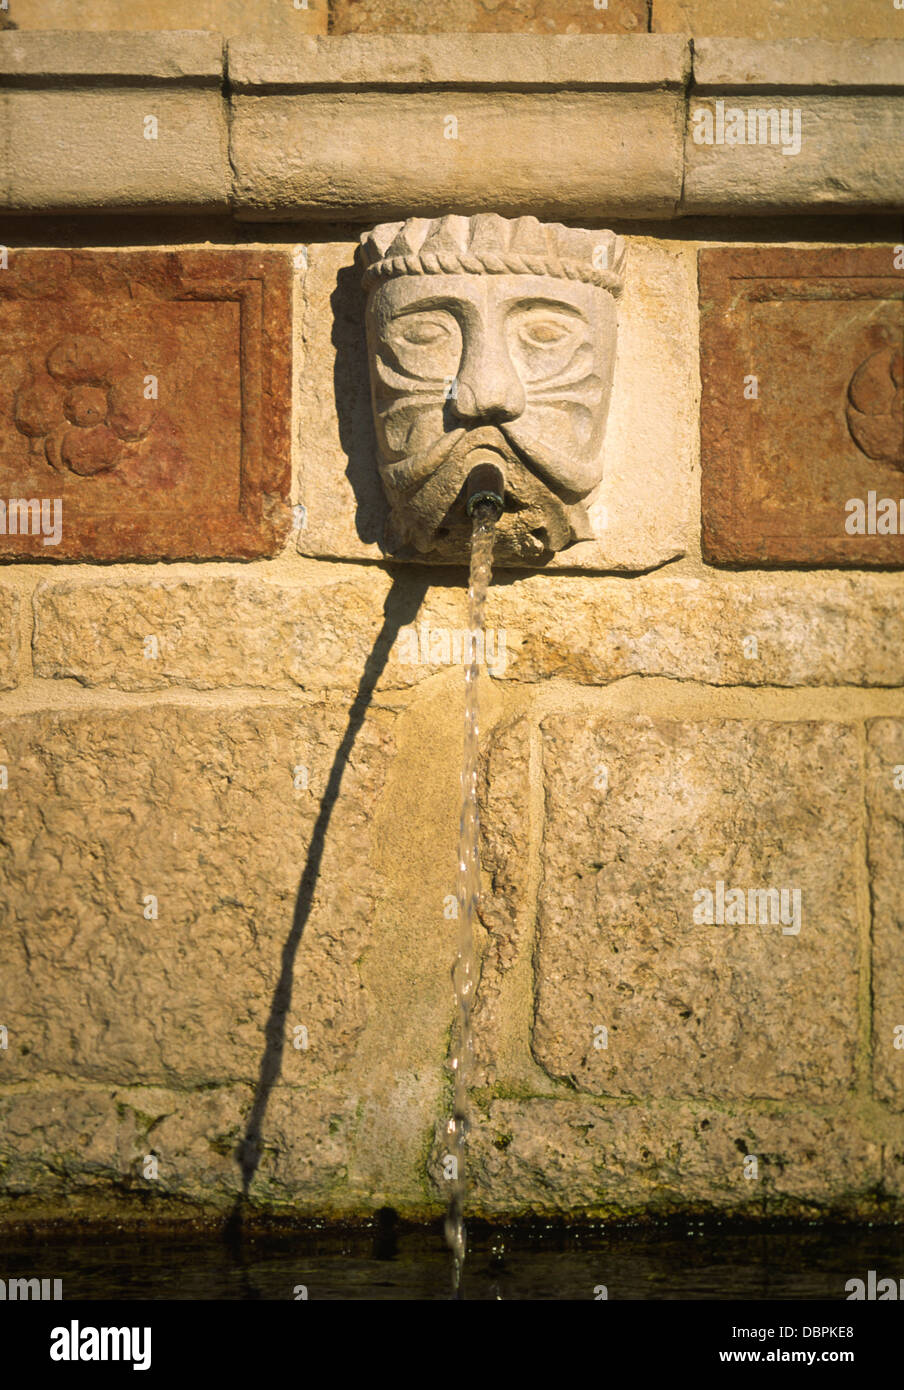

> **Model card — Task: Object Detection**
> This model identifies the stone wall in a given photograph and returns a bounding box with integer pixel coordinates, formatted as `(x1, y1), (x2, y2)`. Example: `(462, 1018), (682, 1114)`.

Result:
(0, 21), (902, 1226)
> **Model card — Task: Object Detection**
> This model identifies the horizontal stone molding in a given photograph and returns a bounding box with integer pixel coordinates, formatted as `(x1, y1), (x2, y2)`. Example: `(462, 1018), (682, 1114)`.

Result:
(691, 37), (904, 93)
(228, 33), (691, 90)
(0, 30), (226, 83)
(229, 35), (688, 219)
(684, 38), (904, 214)
(0, 33), (900, 216)
(26, 568), (904, 691)
(0, 32), (231, 212)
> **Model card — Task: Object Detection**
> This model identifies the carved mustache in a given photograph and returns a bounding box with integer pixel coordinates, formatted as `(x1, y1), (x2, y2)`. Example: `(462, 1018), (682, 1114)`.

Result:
(380, 418), (598, 505)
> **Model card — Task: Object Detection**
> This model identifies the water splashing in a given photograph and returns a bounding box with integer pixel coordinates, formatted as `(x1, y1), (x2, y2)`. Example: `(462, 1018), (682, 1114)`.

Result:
(445, 497), (499, 1297)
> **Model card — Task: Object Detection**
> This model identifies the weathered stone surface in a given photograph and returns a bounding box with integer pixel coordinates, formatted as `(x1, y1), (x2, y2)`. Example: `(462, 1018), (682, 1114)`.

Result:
(700, 247), (904, 565)
(654, 0), (904, 40)
(297, 237), (694, 570)
(0, 1083), (356, 1210)
(7, 2), (325, 38)
(0, 251), (291, 559)
(685, 98), (904, 214)
(692, 37), (904, 86)
(471, 717), (533, 1085)
(485, 570), (904, 686)
(229, 37), (689, 220)
(0, 29), (225, 78)
(0, 584), (19, 689)
(330, 0), (647, 33)
(30, 573), (476, 692)
(884, 1143), (904, 1199)
(442, 1099), (883, 1216)
(230, 33), (690, 88)
(0, 34), (230, 211)
(533, 716), (861, 1099)
(684, 46), (904, 213)
(866, 719), (904, 1111)
(30, 568), (904, 691)
(2, 90), (229, 212)
(0, 704), (393, 1088)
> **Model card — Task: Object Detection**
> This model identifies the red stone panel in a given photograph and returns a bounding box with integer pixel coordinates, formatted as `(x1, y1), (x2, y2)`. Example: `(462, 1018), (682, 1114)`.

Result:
(0, 250), (292, 560)
(700, 247), (904, 566)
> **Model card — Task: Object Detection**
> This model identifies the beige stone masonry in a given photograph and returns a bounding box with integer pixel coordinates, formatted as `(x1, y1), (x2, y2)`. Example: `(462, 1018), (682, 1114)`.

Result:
(691, 37), (904, 90)
(455, 1100), (884, 1218)
(0, 32), (231, 212)
(30, 569), (904, 692)
(653, 0), (904, 41)
(229, 35), (691, 220)
(0, 33), (900, 217)
(0, 585), (18, 690)
(329, 0), (649, 35)
(0, 703), (394, 1089)
(866, 719), (904, 1112)
(684, 39), (904, 214)
(0, 1084), (358, 1212)
(0, 30), (226, 79)
(532, 715), (861, 1101)
(6, 0), (326, 40)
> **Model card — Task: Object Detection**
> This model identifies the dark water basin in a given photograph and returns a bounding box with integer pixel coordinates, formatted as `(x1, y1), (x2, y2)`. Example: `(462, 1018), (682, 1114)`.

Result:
(2, 1219), (902, 1300)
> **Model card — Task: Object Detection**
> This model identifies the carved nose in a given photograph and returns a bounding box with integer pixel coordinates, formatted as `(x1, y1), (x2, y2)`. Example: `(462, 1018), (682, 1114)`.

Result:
(452, 344), (525, 424)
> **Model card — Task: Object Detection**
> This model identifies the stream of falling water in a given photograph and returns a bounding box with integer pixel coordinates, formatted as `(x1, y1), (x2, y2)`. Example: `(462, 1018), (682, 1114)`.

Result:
(444, 501), (499, 1297)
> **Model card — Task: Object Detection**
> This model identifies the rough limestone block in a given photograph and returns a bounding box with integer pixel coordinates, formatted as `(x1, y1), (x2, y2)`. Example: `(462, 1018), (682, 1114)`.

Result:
(296, 237), (695, 570)
(7, 1), (326, 39)
(884, 1144), (904, 1199)
(866, 719), (904, 1111)
(330, 0), (647, 33)
(31, 568), (904, 691)
(654, 0), (904, 40)
(684, 40), (904, 213)
(699, 247), (904, 566)
(483, 571), (904, 686)
(0, 32), (230, 211)
(0, 584), (18, 688)
(692, 37), (904, 89)
(0, 1083), (354, 1210)
(31, 574), (461, 693)
(0, 250), (292, 560)
(0, 1089), (144, 1197)
(451, 1099), (883, 1216)
(0, 705), (393, 1088)
(533, 716), (861, 1100)
(229, 36), (690, 220)
(471, 717), (533, 1086)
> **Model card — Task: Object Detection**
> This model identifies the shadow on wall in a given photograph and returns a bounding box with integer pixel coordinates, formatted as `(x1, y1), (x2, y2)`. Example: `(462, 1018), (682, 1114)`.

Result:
(227, 568), (431, 1236)
(332, 263), (388, 548)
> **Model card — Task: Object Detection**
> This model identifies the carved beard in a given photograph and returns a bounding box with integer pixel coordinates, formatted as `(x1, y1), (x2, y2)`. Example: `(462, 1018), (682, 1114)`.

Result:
(379, 423), (597, 558)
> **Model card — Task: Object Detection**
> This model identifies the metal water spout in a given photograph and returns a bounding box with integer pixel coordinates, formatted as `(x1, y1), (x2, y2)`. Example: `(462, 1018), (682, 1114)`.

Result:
(465, 455), (505, 521)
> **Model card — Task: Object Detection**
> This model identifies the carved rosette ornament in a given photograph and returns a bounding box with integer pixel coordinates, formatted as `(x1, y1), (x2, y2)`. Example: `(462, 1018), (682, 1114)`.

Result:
(359, 214), (625, 562)
(846, 346), (904, 471)
(13, 334), (157, 476)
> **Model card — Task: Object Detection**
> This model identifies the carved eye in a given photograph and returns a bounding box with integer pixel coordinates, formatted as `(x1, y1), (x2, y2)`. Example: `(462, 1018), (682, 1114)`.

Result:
(519, 320), (572, 347)
(399, 319), (451, 345)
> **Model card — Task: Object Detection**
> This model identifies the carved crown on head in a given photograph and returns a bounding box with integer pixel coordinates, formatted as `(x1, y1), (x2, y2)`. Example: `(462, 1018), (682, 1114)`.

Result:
(358, 214), (626, 295)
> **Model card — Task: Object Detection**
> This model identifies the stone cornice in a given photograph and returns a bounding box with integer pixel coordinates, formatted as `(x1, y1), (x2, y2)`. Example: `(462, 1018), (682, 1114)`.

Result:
(0, 32), (900, 216)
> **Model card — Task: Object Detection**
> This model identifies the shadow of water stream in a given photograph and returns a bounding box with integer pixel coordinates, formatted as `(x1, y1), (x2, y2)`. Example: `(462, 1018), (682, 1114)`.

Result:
(226, 571), (431, 1248)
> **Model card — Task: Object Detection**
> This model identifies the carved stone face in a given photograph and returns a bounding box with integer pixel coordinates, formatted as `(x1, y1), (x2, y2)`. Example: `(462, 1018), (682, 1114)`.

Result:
(364, 268), (619, 561)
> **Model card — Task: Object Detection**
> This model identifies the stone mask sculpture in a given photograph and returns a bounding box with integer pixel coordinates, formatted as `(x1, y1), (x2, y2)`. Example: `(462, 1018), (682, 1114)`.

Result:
(359, 214), (625, 563)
